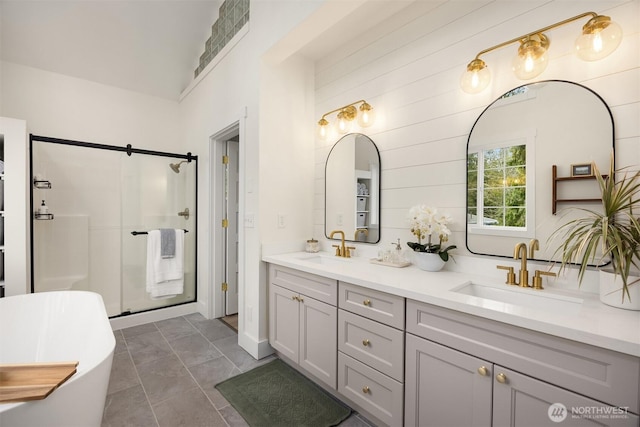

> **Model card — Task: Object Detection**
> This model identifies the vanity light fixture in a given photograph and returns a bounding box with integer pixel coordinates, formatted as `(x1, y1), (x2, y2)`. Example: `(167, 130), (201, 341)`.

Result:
(317, 100), (375, 140)
(460, 11), (622, 94)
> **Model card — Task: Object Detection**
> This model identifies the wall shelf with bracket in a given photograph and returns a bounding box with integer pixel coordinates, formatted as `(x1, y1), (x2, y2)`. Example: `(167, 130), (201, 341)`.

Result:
(34, 213), (54, 220)
(552, 165), (606, 214)
(34, 179), (52, 189)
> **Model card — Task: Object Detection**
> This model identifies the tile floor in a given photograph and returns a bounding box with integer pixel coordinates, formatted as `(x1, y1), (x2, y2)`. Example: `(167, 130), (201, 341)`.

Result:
(103, 313), (373, 427)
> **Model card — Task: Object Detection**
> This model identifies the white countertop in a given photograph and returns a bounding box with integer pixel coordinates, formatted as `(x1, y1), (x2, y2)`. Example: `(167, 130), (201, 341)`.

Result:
(263, 251), (640, 357)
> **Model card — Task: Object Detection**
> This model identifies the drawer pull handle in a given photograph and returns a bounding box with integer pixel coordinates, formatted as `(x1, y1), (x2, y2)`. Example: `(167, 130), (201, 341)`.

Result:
(496, 373), (508, 384)
(363, 299), (371, 306)
(477, 366), (488, 376)
(298, 297), (304, 303)
(362, 386), (370, 394)
(291, 296), (297, 301)
(362, 339), (370, 347)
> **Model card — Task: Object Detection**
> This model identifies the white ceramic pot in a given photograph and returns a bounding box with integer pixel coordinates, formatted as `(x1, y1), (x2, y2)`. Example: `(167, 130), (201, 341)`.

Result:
(412, 252), (446, 272)
(599, 270), (640, 311)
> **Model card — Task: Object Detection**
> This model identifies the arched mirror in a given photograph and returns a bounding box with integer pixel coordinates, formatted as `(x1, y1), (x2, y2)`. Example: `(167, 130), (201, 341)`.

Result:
(466, 80), (614, 262)
(325, 133), (381, 244)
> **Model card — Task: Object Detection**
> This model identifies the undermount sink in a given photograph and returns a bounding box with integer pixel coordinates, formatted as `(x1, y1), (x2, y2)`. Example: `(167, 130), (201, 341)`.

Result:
(296, 254), (350, 265)
(452, 281), (584, 312)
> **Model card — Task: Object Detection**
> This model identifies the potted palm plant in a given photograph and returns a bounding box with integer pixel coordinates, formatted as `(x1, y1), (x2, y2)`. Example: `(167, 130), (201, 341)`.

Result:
(550, 157), (640, 310)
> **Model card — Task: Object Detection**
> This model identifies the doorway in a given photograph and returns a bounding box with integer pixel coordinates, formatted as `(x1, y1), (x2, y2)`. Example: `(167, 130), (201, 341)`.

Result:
(211, 124), (240, 318)
(223, 138), (239, 315)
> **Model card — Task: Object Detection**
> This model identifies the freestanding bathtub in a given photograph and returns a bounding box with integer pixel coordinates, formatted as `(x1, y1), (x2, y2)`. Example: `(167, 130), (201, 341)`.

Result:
(0, 291), (115, 427)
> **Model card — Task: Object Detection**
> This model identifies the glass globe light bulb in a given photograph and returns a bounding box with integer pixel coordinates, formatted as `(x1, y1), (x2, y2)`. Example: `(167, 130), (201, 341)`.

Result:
(335, 110), (353, 134)
(317, 118), (329, 140)
(576, 15), (622, 61)
(357, 102), (376, 127)
(512, 35), (549, 80)
(460, 59), (491, 94)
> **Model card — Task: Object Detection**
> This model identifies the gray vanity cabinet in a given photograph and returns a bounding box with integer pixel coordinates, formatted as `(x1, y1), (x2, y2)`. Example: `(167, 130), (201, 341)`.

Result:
(268, 265), (338, 389)
(337, 282), (405, 427)
(405, 334), (492, 426)
(493, 366), (637, 427)
(405, 300), (640, 427)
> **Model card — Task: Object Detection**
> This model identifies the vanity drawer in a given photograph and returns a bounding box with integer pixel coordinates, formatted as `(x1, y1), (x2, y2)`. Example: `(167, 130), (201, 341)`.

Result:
(406, 299), (640, 414)
(338, 282), (404, 329)
(338, 309), (404, 382)
(269, 265), (337, 305)
(338, 352), (403, 427)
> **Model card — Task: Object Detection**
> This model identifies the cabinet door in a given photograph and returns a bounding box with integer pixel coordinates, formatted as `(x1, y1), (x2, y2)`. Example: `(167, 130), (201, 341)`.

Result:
(268, 284), (299, 362)
(299, 294), (337, 389)
(405, 334), (492, 427)
(493, 366), (639, 427)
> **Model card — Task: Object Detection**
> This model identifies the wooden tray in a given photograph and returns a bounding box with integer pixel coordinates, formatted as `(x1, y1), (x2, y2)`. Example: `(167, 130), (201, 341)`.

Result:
(0, 361), (79, 403)
(369, 258), (411, 268)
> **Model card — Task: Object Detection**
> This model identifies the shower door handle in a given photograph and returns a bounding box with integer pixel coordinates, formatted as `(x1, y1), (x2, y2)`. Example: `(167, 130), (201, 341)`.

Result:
(178, 208), (190, 220)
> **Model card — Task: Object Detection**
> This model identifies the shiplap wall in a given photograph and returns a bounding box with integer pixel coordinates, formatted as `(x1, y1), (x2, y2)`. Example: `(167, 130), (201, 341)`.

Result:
(313, 0), (639, 256)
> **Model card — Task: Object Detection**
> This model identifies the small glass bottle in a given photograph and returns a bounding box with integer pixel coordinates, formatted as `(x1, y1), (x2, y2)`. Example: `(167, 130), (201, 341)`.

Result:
(38, 200), (49, 215)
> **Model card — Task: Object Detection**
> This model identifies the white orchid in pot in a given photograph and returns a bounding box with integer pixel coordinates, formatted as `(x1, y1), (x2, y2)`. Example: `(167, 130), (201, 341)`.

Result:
(550, 158), (640, 310)
(407, 205), (456, 271)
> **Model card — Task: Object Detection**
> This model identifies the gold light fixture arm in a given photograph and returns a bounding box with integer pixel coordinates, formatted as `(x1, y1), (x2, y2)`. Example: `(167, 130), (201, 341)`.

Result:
(471, 12), (599, 61)
(319, 100), (368, 122)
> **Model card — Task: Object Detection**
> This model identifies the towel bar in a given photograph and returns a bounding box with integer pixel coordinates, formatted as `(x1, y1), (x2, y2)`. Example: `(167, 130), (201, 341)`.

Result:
(131, 229), (189, 236)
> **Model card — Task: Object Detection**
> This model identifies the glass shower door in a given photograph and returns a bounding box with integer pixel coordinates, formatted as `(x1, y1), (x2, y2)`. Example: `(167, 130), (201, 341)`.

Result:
(120, 154), (196, 314)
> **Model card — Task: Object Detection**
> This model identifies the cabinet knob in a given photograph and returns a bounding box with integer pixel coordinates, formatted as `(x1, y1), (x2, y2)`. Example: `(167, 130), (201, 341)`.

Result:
(362, 386), (370, 394)
(496, 373), (508, 384)
(291, 296), (297, 301)
(362, 339), (370, 347)
(363, 299), (371, 306)
(477, 366), (488, 376)
(298, 297), (304, 303)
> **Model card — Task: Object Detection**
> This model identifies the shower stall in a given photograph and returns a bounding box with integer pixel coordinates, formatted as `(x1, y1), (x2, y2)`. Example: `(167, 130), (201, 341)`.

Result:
(30, 135), (197, 317)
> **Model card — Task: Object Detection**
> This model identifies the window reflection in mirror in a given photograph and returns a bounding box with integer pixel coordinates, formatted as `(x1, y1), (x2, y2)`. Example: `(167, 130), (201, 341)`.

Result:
(325, 133), (380, 244)
(466, 80), (613, 262)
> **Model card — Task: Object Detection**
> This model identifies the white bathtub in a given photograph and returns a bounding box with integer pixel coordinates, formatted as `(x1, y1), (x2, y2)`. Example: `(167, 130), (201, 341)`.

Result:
(0, 291), (115, 427)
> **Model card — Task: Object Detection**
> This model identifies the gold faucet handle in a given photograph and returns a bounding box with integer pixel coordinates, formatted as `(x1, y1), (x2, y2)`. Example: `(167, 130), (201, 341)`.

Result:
(345, 246), (356, 258)
(532, 270), (557, 290)
(332, 244), (342, 257)
(496, 265), (517, 285)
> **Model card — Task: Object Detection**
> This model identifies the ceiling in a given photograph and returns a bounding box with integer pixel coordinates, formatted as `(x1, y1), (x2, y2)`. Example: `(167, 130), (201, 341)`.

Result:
(0, 1), (221, 100)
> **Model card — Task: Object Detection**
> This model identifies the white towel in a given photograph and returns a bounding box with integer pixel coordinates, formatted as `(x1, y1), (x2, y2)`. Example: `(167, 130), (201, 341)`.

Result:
(146, 229), (184, 299)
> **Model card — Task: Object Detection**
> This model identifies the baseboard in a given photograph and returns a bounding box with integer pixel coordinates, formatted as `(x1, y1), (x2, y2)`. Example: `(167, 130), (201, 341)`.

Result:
(238, 331), (274, 360)
(109, 303), (197, 330)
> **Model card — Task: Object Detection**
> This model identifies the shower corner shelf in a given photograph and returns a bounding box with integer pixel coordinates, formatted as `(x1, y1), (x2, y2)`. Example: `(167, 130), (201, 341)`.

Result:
(33, 180), (52, 189)
(34, 213), (54, 220)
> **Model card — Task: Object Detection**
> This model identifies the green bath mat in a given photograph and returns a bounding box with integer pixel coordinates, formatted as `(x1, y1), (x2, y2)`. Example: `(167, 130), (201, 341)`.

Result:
(215, 359), (351, 427)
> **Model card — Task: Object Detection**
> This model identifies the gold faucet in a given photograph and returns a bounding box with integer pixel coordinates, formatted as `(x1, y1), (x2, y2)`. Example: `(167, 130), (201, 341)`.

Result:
(513, 242), (529, 287)
(330, 230), (354, 257)
(529, 238), (539, 259)
(532, 270), (557, 290)
(355, 228), (369, 239)
(496, 265), (517, 285)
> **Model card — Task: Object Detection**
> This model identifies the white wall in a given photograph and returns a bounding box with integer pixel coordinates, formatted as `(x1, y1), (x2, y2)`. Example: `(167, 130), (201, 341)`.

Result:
(0, 61), (182, 152)
(0, 117), (29, 296)
(178, 1), (322, 357)
(312, 0), (640, 260)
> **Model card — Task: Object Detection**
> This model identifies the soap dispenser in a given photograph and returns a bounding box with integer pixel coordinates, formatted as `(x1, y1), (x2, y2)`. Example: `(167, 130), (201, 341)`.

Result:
(391, 238), (405, 263)
(38, 200), (49, 215)
(391, 239), (407, 264)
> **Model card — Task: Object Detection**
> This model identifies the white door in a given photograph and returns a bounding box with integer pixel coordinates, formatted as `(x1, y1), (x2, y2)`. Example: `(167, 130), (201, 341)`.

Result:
(224, 140), (239, 315)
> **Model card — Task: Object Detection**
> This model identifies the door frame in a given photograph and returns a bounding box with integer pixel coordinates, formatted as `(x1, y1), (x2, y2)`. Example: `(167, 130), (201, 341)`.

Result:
(209, 121), (242, 319)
